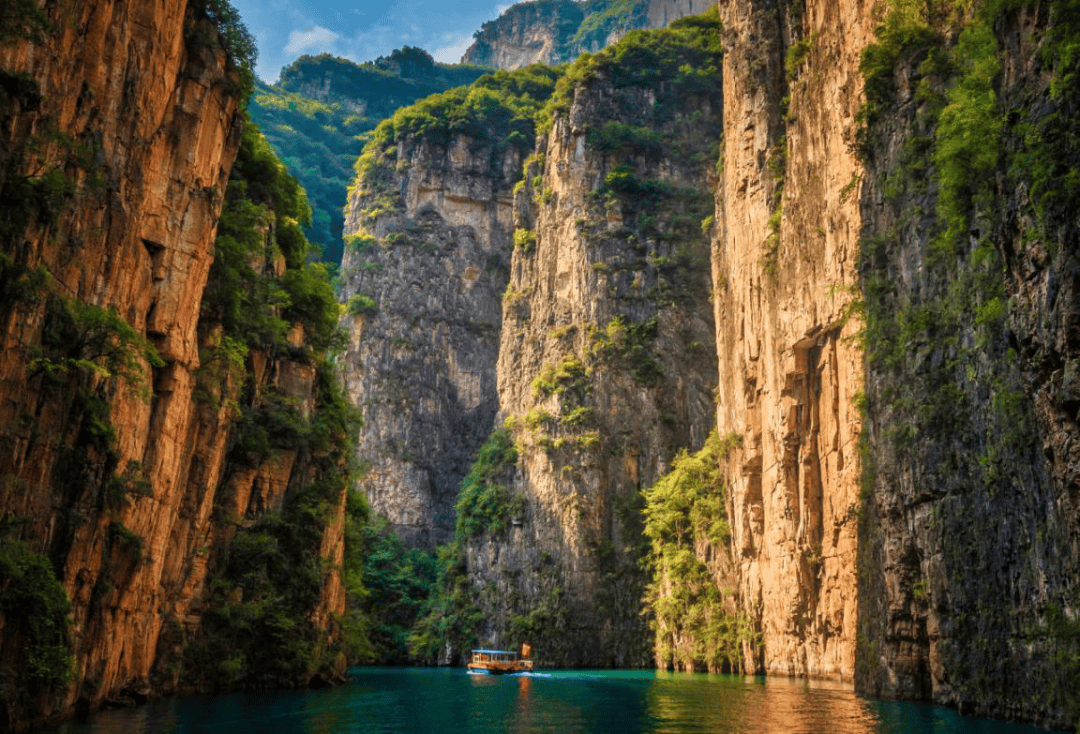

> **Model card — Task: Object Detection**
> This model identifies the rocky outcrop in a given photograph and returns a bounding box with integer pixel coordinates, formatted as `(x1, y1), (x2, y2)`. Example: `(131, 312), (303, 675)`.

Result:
(338, 141), (519, 547)
(464, 15), (724, 666)
(712, 0), (869, 680)
(462, 0), (715, 69)
(0, 2), (350, 728)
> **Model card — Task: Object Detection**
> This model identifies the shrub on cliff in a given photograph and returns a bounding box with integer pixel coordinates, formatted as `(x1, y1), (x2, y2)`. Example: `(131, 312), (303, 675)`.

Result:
(190, 0), (257, 102)
(203, 116), (343, 355)
(0, 535), (74, 701)
(454, 428), (523, 539)
(642, 430), (755, 673)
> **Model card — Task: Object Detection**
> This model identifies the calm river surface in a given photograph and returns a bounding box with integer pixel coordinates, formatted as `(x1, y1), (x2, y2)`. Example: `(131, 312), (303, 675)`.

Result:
(44, 667), (1050, 734)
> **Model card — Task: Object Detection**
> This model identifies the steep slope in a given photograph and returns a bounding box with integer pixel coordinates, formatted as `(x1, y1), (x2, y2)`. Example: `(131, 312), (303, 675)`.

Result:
(463, 0), (715, 69)
(457, 14), (724, 667)
(0, 2), (355, 728)
(338, 67), (561, 547)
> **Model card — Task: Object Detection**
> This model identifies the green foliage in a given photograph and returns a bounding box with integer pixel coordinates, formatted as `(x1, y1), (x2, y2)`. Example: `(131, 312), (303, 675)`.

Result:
(107, 521), (144, 564)
(250, 84), (374, 263)
(541, 9), (723, 132)
(1043, 602), (1080, 728)
(932, 22), (1001, 255)
(187, 352), (360, 687)
(513, 228), (537, 253)
(455, 428), (523, 539)
(531, 358), (591, 399)
(642, 430), (751, 672)
(348, 515), (438, 663)
(190, 0), (257, 102)
(368, 64), (560, 154)
(409, 543), (484, 664)
(0, 252), (48, 310)
(572, 0), (641, 46)
(345, 233), (379, 254)
(1005, 0), (1080, 235)
(587, 121), (664, 156)
(761, 201), (783, 277)
(29, 297), (163, 400)
(589, 315), (662, 385)
(785, 33), (815, 80)
(346, 293), (379, 316)
(0, 160), (75, 248)
(858, 0), (946, 127)
(0, 536), (74, 697)
(202, 117), (344, 354)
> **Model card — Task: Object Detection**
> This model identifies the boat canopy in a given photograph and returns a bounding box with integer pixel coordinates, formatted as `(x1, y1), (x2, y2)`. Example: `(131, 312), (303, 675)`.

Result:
(471, 649), (519, 655)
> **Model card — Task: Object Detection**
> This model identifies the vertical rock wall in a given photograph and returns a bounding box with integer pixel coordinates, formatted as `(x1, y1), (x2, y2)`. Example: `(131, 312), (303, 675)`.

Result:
(472, 20), (724, 666)
(713, 0), (870, 678)
(0, 2), (349, 728)
(339, 133), (523, 547)
(854, 4), (1080, 727)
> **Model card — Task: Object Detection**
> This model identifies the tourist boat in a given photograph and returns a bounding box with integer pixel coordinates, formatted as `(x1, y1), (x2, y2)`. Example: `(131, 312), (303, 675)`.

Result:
(467, 644), (535, 674)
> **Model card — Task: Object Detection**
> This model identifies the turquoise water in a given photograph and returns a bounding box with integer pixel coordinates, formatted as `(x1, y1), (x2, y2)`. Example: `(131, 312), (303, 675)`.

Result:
(45, 667), (1050, 734)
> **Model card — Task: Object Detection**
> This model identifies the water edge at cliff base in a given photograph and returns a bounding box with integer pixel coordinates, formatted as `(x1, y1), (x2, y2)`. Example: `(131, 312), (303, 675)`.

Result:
(43, 667), (1051, 734)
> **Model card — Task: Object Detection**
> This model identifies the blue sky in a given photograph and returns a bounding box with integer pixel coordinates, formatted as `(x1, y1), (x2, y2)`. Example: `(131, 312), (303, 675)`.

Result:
(229, 0), (513, 83)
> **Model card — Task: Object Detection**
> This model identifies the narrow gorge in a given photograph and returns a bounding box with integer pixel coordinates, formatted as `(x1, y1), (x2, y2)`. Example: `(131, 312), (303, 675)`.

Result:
(1, 0), (1079, 731)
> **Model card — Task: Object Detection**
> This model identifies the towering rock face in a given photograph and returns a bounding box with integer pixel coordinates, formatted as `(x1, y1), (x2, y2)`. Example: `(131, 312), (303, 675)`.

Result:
(464, 14), (724, 666)
(338, 69), (560, 546)
(712, 0), (870, 679)
(0, 3), (351, 728)
(338, 140), (520, 547)
(462, 0), (715, 70)
(853, 3), (1080, 727)
(0, 4), (241, 725)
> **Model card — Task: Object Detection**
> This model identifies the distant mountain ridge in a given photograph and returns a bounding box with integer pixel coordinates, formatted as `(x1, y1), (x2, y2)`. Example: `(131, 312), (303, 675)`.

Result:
(462, 0), (715, 69)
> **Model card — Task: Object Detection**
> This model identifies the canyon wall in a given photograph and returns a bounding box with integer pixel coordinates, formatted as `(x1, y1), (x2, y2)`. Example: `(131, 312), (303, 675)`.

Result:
(462, 15), (724, 667)
(853, 2), (1080, 727)
(712, 0), (870, 680)
(462, 0), (715, 70)
(338, 125), (528, 547)
(0, 2), (351, 728)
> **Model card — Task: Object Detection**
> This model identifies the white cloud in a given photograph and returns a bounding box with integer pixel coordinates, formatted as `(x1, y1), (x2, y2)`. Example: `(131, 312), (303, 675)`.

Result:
(432, 32), (475, 64)
(284, 26), (341, 55)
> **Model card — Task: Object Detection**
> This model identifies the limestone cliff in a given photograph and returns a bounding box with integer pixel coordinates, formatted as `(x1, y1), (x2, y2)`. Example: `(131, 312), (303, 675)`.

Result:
(853, 2), (1080, 727)
(461, 14), (724, 667)
(338, 68), (560, 547)
(710, 0), (870, 682)
(0, 2), (352, 728)
(462, 0), (715, 70)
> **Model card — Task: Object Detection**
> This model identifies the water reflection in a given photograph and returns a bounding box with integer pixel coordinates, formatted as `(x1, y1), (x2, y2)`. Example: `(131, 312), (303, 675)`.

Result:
(42, 667), (1049, 734)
